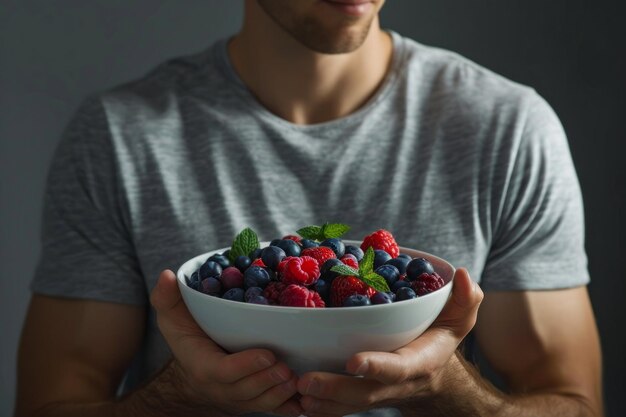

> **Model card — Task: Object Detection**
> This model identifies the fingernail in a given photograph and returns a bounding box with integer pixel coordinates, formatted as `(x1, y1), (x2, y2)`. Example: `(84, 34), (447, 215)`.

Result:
(354, 360), (369, 376)
(257, 356), (272, 368)
(305, 378), (320, 395)
(271, 368), (289, 383)
(280, 378), (297, 393)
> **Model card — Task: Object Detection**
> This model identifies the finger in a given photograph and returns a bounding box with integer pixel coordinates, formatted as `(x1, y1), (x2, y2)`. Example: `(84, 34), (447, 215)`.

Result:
(300, 395), (359, 416)
(227, 361), (293, 399)
(297, 372), (398, 407)
(240, 376), (303, 415)
(346, 269), (483, 384)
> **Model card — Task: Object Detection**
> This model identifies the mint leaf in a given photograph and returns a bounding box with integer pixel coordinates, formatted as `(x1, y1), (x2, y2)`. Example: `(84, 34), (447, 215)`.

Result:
(359, 246), (375, 275)
(361, 272), (390, 293)
(321, 223), (351, 239)
(330, 264), (359, 277)
(297, 225), (323, 241)
(229, 227), (259, 263)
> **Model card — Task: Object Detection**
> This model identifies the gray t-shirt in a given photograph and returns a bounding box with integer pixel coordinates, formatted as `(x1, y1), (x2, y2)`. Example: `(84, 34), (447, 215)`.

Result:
(32, 31), (589, 415)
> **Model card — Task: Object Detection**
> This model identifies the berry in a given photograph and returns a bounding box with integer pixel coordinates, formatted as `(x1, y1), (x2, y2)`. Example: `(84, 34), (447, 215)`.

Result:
(343, 294), (372, 307)
(277, 256), (298, 276)
(395, 286), (417, 301)
(314, 279), (330, 302)
(410, 272), (445, 296)
(279, 284), (325, 307)
(207, 254), (230, 270)
(371, 291), (393, 304)
(344, 245), (364, 262)
(220, 267), (244, 290)
(282, 256), (320, 286)
(275, 239), (302, 257)
(406, 258), (435, 281)
(320, 258), (343, 283)
(270, 239), (282, 247)
(391, 280), (411, 292)
(373, 249), (392, 269)
(282, 234), (302, 244)
(222, 287), (245, 302)
(261, 246), (286, 270)
(300, 239), (319, 250)
(248, 295), (269, 305)
(200, 277), (221, 296)
(301, 246), (336, 266)
(234, 255), (252, 273)
(251, 258), (266, 268)
(340, 254), (359, 269)
(330, 275), (376, 307)
(187, 271), (199, 286)
(244, 286), (264, 302)
(263, 281), (287, 305)
(199, 260), (222, 279)
(320, 238), (345, 258)
(385, 257), (410, 275)
(249, 248), (263, 260)
(397, 253), (412, 260)
(243, 266), (271, 289)
(361, 229), (399, 258)
(375, 264), (400, 287)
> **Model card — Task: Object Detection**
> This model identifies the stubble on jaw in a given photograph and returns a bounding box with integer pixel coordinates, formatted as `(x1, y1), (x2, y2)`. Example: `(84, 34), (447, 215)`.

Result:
(257, 0), (377, 54)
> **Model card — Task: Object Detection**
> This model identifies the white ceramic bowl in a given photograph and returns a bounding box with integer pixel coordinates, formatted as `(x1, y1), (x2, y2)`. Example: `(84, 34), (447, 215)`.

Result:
(176, 240), (454, 374)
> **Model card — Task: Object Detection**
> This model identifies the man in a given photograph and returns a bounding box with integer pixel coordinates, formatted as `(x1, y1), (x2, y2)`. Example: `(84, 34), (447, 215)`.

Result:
(16, 0), (603, 416)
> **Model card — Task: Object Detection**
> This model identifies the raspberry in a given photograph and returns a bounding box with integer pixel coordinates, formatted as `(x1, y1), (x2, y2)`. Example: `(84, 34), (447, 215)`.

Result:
(263, 281), (287, 305)
(279, 284), (325, 307)
(282, 256), (320, 286)
(361, 229), (399, 258)
(251, 258), (266, 268)
(277, 256), (298, 276)
(282, 234), (302, 244)
(340, 254), (359, 269)
(410, 272), (445, 296)
(301, 246), (336, 266)
(330, 275), (376, 307)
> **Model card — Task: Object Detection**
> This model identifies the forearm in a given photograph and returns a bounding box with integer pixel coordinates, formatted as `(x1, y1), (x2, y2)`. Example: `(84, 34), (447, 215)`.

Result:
(19, 362), (232, 417)
(396, 353), (600, 417)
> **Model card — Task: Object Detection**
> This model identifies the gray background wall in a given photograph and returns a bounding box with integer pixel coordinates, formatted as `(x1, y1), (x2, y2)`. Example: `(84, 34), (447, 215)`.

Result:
(1, 1), (624, 416)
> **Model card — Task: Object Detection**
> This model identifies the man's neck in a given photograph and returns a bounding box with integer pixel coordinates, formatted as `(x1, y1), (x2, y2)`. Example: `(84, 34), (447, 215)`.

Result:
(228, 3), (393, 125)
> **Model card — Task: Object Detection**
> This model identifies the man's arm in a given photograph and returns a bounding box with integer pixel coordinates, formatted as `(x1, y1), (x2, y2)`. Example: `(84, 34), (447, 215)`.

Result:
(15, 271), (303, 417)
(294, 272), (603, 417)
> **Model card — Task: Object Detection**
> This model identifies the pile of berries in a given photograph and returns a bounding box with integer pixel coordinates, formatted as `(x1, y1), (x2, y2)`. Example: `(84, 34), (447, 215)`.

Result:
(186, 226), (445, 308)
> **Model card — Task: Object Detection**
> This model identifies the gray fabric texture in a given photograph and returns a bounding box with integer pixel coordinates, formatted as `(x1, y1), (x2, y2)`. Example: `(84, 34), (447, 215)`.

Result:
(31, 31), (589, 415)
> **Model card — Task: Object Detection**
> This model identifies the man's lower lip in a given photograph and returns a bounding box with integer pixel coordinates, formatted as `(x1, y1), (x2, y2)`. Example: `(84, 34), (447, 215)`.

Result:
(321, 0), (374, 17)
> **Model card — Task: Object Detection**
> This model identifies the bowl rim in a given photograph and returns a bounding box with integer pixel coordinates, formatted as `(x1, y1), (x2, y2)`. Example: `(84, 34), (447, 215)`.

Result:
(176, 241), (455, 314)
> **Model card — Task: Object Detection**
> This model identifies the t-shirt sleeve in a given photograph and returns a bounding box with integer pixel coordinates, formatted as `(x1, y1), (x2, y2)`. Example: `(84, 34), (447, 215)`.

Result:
(480, 92), (590, 291)
(30, 96), (147, 305)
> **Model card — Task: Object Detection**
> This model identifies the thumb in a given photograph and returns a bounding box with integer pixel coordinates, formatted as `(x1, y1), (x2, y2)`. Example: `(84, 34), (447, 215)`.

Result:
(151, 270), (225, 364)
(432, 267), (484, 338)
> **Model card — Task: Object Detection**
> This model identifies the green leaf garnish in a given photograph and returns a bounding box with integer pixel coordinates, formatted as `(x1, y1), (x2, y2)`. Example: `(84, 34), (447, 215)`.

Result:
(361, 272), (390, 293)
(297, 225), (323, 240)
(228, 227), (260, 263)
(330, 246), (391, 293)
(359, 246), (375, 276)
(321, 223), (351, 239)
(297, 222), (350, 241)
(330, 264), (359, 277)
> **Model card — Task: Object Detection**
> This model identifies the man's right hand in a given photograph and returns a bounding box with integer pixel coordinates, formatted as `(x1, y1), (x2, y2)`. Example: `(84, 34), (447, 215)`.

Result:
(142, 269), (303, 417)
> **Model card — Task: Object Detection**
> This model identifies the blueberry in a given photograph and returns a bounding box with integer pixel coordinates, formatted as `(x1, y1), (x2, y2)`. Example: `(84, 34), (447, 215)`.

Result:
(300, 239), (319, 249)
(221, 249), (230, 259)
(234, 255), (252, 273)
(187, 271), (200, 286)
(373, 249), (392, 269)
(320, 238), (345, 258)
(320, 258), (343, 283)
(276, 239), (301, 257)
(375, 264), (400, 287)
(244, 266), (271, 289)
(222, 288), (245, 302)
(270, 239), (282, 247)
(391, 280), (411, 292)
(397, 253), (412, 261)
(406, 257), (435, 281)
(208, 253), (230, 269)
(371, 292), (393, 304)
(344, 245), (364, 262)
(249, 248), (262, 260)
(342, 294), (372, 307)
(188, 279), (200, 292)
(261, 246), (286, 270)
(395, 286), (417, 301)
(248, 295), (269, 305)
(244, 286), (264, 302)
(220, 267), (244, 290)
(314, 279), (329, 302)
(200, 277), (221, 296)
(199, 260), (222, 279)
(385, 257), (410, 275)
